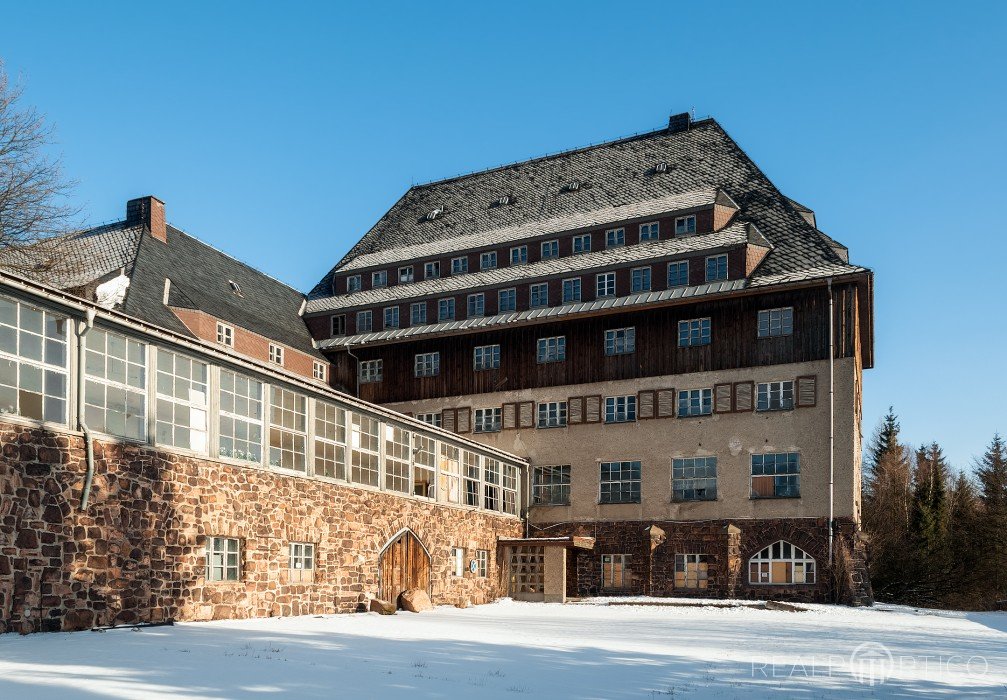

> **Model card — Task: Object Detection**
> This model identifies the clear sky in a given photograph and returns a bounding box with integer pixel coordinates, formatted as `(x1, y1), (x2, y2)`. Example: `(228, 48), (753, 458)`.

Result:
(2, 2), (1004, 470)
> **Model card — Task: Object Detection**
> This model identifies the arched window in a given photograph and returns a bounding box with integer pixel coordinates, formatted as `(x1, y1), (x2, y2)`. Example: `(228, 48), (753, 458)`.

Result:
(748, 540), (816, 585)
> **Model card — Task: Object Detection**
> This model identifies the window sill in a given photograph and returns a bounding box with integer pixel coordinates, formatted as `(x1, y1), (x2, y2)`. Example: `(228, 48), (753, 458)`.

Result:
(749, 494), (802, 500)
(677, 414), (712, 420)
(531, 502), (570, 508)
(756, 407), (795, 414)
(671, 498), (718, 504)
(536, 424), (568, 430)
(598, 500), (641, 506)
(603, 419), (637, 425)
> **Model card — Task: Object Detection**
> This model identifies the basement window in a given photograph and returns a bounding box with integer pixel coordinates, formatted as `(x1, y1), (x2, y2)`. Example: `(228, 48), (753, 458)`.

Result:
(675, 554), (709, 589)
(206, 537), (241, 582)
(289, 542), (315, 583)
(451, 546), (465, 576)
(749, 541), (815, 585)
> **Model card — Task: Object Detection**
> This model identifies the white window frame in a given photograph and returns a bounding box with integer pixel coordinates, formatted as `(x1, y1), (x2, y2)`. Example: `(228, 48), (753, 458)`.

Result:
(467, 293), (485, 318)
(630, 266), (652, 293)
(675, 215), (697, 236)
(540, 239), (560, 260)
(498, 288), (517, 313)
(313, 399), (346, 480)
(267, 385), (307, 471)
(536, 336), (566, 363)
(639, 221), (660, 241)
(330, 315), (346, 337)
(217, 369), (263, 463)
(572, 233), (591, 254)
(268, 343), (284, 366)
(530, 282), (549, 308)
(372, 270), (388, 288)
(410, 302), (427, 326)
(451, 546), (465, 576)
(605, 227), (625, 248)
(536, 401), (567, 429)
(154, 348), (208, 454)
(480, 251), (498, 270)
(398, 266), (414, 283)
(475, 549), (489, 577)
(358, 359), (383, 384)
(206, 536), (241, 582)
(349, 412), (380, 487)
(474, 407), (502, 433)
(601, 553), (631, 589)
(424, 261), (440, 280)
(758, 307), (794, 338)
(705, 254), (728, 282)
(312, 361), (327, 382)
(414, 352), (440, 378)
(562, 277), (581, 303)
(596, 272), (616, 298)
(451, 256), (468, 275)
(0, 295), (69, 425)
(678, 388), (713, 417)
(473, 344), (500, 371)
(510, 245), (528, 265)
(675, 553), (709, 589)
(289, 542), (315, 583)
(437, 297), (455, 322)
(346, 275), (361, 293)
(604, 327), (635, 356)
(216, 322), (234, 347)
(83, 328), (147, 441)
(678, 318), (711, 347)
(356, 310), (373, 333)
(604, 395), (637, 424)
(383, 306), (400, 330)
(757, 380), (795, 411)
(749, 540), (816, 585)
(667, 260), (690, 288)
(416, 412), (441, 428)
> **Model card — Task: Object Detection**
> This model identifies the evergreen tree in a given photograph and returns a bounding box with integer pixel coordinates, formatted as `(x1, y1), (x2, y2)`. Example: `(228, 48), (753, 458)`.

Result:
(909, 443), (952, 605)
(975, 434), (1007, 605)
(865, 407), (901, 491)
(947, 471), (981, 608)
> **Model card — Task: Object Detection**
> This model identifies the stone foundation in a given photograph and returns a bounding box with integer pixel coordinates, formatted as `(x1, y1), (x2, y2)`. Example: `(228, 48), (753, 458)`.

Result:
(0, 422), (521, 634)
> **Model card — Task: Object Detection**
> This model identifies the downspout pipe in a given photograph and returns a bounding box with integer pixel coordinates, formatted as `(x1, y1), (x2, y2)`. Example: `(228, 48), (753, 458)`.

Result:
(827, 279), (835, 566)
(78, 309), (96, 510)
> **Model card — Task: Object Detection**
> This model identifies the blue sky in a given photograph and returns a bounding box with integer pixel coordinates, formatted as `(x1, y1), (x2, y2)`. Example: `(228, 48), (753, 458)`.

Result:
(2, 2), (1005, 470)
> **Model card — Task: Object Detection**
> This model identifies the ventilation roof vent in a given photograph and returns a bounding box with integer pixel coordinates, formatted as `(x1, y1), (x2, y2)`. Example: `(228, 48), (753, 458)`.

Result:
(561, 180), (582, 193)
(654, 161), (669, 173)
(490, 195), (512, 208)
(425, 207), (443, 221)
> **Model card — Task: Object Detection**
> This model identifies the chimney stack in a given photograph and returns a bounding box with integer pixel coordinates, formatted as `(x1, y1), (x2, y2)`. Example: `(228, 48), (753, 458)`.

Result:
(126, 196), (166, 243)
(668, 112), (692, 133)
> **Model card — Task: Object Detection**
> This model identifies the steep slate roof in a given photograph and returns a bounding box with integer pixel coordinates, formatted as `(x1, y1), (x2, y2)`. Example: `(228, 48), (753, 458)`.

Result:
(308, 117), (862, 302)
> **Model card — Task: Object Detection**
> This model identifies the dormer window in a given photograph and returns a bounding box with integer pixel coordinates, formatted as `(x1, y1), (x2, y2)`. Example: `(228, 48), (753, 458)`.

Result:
(639, 222), (660, 242)
(491, 195), (511, 207)
(398, 266), (414, 283)
(675, 215), (697, 236)
(510, 246), (528, 265)
(606, 228), (625, 248)
(269, 343), (284, 366)
(372, 270), (388, 288)
(573, 234), (591, 254)
(480, 251), (497, 270)
(424, 261), (440, 280)
(346, 275), (362, 293)
(425, 207), (443, 221)
(216, 322), (234, 347)
(541, 240), (559, 260)
(654, 161), (669, 173)
(562, 180), (581, 192)
(705, 254), (728, 282)
(451, 256), (468, 275)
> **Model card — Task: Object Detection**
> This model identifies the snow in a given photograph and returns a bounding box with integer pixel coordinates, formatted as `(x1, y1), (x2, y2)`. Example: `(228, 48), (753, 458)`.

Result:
(0, 599), (1004, 698)
(94, 271), (130, 309)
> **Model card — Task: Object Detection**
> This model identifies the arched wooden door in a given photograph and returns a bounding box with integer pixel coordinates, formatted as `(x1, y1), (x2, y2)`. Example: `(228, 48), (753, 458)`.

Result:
(379, 530), (431, 607)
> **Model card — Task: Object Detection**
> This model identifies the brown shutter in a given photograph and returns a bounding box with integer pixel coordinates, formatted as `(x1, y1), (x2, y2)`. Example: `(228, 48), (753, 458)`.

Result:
(456, 407), (471, 434)
(585, 395), (602, 423)
(502, 403), (518, 430)
(714, 383), (733, 414)
(441, 408), (457, 432)
(733, 381), (754, 412)
(638, 390), (656, 419)
(568, 396), (585, 424)
(797, 375), (817, 407)
(656, 388), (676, 418)
(518, 401), (535, 429)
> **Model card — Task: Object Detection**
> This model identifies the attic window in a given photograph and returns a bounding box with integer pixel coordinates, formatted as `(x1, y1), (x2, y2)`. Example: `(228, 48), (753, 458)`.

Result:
(654, 161), (669, 173)
(562, 180), (582, 193)
(490, 195), (512, 207)
(425, 208), (443, 221)
(228, 280), (243, 297)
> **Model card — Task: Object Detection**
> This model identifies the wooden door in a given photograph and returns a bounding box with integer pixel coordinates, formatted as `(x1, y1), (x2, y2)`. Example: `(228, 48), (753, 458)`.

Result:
(379, 530), (431, 607)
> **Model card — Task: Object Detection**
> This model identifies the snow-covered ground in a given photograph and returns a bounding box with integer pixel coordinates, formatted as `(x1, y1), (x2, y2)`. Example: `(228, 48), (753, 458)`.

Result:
(0, 599), (1004, 698)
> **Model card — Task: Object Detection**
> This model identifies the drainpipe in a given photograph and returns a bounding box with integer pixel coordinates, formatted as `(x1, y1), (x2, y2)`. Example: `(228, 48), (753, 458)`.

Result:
(77, 309), (96, 510)
(827, 279), (835, 566)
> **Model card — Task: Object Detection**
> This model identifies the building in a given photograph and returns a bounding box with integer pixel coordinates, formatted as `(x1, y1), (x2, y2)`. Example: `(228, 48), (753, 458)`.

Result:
(0, 198), (525, 633)
(305, 114), (874, 603)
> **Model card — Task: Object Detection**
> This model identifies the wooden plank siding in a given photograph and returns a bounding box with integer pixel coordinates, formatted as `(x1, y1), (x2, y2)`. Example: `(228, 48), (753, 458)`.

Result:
(330, 283), (860, 404)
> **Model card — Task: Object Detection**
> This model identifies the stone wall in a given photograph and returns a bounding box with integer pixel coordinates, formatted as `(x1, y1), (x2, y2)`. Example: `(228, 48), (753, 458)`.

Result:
(0, 422), (521, 634)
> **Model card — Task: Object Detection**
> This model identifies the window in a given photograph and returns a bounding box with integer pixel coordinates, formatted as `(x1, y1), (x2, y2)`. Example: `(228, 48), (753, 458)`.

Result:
(399, 266), (414, 283)
(383, 306), (400, 330)
(705, 254), (728, 282)
(451, 256), (468, 275)
(424, 261), (440, 280)
(474, 407), (501, 433)
(218, 370), (263, 462)
(675, 215), (697, 235)
(667, 261), (689, 288)
(269, 343), (284, 365)
(229, 280), (242, 296)
(359, 359), (382, 384)
(463, 450), (481, 506)
(473, 344), (500, 371)
(410, 302), (427, 326)
(216, 322), (234, 347)
(541, 240), (559, 260)
(330, 315), (346, 337)
(675, 554), (708, 589)
(751, 452), (801, 498)
(437, 298), (455, 322)
(532, 465), (570, 505)
(562, 278), (581, 303)
(346, 275), (361, 293)
(314, 400), (346, 479)
(600, 461), (641, 504)
(536, 401), (567, 428)
(536, 336), (566, 363)
(289, 542), (315, 583)
(678, 318), (711, 347)
(673, 457), (717, 501)
(596, 272), (616, 298)
(483, 458), (501, 511)
(503, 463), (518, 515)
(384, 424), (411, 493)
(356, 310), (373, 333)
(451, 547), (465, 576)
(604, 327), (635, 356)
(349, 412), (380, 486)
(416, 412), (441, 427)
(0, 296), (68, 424)
(439, 443), (461, 503)
(480, 251), (497, 270)
(83, 329), (146, 440)
(268, 386), (307, 471)
(601, 554), (631, 589)
(154, 349), (208, 453)
(605, 228), (625, 248)
(604, 395), (636, 423)
(758, 307), (794, 338)
(312, 361), (326, 381)
(572, 233), (591, 254)
(678, 388), (713, 417)
(758, 380), (795, 411)
(414, 352), (440, 377)
(467, 293), (485, 318)
(475, 549), (489, 577)
(510, 246), (528, 265)
(413, 434), (436, 497)
(749, 541), (816, 585)
(206, 537), (240, 582)
(631, 267), (651, 293)
(498, 288), (517, 313)
(639, 221), (660, 241)
(372, 270), (388, 288)
(530, 283), (549, 308)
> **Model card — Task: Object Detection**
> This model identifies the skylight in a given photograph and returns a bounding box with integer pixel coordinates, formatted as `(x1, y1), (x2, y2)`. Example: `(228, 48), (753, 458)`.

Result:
(228, 280), (243, 296)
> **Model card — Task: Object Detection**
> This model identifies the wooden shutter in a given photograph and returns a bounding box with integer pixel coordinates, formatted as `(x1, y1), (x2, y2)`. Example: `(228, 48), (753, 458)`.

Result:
(714, 383), (733, 414)
(656, 388), (676, 418)
(733, 381), (754, 412)
(518, 401), (535, 429)
(502, 403), (518, 430)
(797, 375), (817, 407)
(456, 407), (471, 434)
(568, 396), (585, 424)
(441, 408), (457, 432)
(638, 390), (656, 419)
(585, 395), (602, 423)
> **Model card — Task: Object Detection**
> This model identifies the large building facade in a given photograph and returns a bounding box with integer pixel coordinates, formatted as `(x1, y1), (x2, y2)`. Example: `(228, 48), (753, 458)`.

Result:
(305, 114), (874, 604)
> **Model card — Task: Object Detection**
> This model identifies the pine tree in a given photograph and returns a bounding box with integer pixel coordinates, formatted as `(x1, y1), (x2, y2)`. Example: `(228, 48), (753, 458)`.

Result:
(947, 471), (981, 608)
(975, 434), (1007, 605)
(865, 407), (901, 491)
(909, 443), (952, 605)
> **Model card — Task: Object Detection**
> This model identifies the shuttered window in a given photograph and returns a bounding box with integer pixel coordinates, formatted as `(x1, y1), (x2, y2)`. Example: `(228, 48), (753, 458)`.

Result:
(638, 390), (656, 419)
(678, 388), (712, 417)
(797, 376), (817, 407)
(518, 400), (535, 428)
(733, 381), (754, 412)
(456, 407), (471, 434)
(502, 403), (518, 430)
(585, 395), (602, 423)
(568, 396), (585, 424)
(757, 381), (794, 411)
(714, 383), (733, 414)
(656, 389), (676, 417)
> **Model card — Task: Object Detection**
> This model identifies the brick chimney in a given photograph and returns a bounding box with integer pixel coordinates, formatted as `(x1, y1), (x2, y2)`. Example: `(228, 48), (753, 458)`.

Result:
(126, 196), (166, 243)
